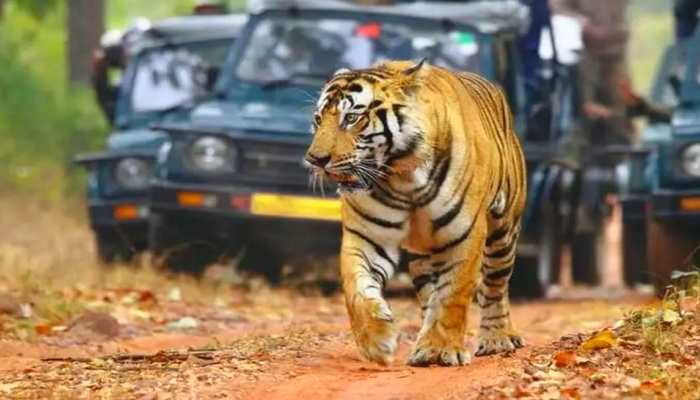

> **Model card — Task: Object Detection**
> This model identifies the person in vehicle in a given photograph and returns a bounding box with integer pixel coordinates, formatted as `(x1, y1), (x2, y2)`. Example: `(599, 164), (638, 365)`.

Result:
(518, 0), (552, 97)
(675, 0), (700, 41)
(549, 0), (632, 144)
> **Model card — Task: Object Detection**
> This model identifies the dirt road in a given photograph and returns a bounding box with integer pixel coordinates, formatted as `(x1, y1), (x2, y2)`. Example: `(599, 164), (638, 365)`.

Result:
(0, 287), (653, 399)
(0, 195), (660, 399)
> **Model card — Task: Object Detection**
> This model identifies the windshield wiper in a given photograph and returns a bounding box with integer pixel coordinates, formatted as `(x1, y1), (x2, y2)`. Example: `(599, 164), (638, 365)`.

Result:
(156, 98), (201, 117)
(259, 72), (327, 90)
(260, 78), (296, 90)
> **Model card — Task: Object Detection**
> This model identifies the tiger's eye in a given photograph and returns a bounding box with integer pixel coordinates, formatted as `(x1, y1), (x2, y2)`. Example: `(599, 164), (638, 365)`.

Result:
(345, 114), (359, 124)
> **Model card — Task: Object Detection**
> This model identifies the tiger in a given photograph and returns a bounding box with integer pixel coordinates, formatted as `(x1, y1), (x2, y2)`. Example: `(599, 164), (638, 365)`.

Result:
(305, 59), (527, 366)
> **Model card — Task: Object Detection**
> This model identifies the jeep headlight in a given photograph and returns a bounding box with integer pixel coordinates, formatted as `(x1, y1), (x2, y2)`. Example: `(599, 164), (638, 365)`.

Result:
(189, 136), (232, 171)
(114, 158), (152, 190)
(681, 143), (700, 177)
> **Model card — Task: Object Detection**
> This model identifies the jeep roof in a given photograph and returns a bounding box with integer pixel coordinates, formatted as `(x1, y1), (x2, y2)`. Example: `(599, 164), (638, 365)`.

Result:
(247, 0), (530, 35)
(123, 14), (248, 55)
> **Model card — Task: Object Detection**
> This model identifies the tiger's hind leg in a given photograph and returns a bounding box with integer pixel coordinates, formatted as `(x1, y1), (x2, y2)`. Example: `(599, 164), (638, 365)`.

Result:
(406, 220), (486, 367)
(475, 222), (524, 356)
(407, 255), (478, 366)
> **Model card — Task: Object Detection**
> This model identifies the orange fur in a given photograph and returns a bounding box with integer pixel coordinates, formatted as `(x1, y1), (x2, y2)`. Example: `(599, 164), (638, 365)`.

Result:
(308, 60), (526, 366)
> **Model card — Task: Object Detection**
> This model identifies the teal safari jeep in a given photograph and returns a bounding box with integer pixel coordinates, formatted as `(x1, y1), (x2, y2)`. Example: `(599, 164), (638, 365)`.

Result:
(148, 0), (538, 279)
(619, 27), (700, 293)
(74, 14), (246, 263)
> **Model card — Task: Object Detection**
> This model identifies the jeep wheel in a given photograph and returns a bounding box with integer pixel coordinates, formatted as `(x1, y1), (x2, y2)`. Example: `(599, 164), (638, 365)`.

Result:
(238, 242), (284, 284)
(510, 256), (546, 299)
(571, 231), (603, 285)
(538, 206), (565, 286)
(622, 219), (649, 287)
(646, 216), (698, 296)
(148, 212), (220, 275)
(95, 228), (136, 264)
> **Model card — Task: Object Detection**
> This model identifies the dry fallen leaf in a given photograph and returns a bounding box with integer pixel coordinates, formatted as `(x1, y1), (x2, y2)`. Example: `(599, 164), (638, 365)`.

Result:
(34, 323), (52, 336)
(662, 309), (681, 324)
(661, 360), (681, 369)
(553, 350), (577, 368)
(590, 372), (607, 383)
(513, 385), (531, 398)
(640, 380), (664, 394)
(622, 376), (641, 391)
(166, 316), (199, 331)
(168, 287), (182, 302)
(581, 329), (617, 351)
(680, 354), (695, 365)
(560, 387), (581, 400)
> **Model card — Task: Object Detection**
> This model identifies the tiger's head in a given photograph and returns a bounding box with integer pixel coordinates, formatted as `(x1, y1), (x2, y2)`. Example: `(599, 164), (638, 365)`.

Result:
(305, 59), (429, 193)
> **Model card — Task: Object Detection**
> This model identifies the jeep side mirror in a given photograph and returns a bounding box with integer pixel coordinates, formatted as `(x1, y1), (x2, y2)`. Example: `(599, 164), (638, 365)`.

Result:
(91, 39), (125, 125)
(91, 49), (121, 125)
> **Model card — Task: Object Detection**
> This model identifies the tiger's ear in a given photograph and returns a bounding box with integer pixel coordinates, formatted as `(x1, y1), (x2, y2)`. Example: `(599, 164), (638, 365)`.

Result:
(402, 58), (428, 78)
(334, 68), (351, 76)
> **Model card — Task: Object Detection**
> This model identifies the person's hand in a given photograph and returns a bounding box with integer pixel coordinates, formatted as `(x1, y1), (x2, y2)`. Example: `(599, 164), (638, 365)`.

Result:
(583, 101), (613, 120)
(618, 78), (642, 107)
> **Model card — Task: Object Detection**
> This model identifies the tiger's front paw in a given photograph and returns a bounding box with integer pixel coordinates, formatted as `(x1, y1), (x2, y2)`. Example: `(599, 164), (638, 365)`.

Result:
(348, 296), (399, 365)
(475, 331), (523, 356)
(407, 343), (471, 367)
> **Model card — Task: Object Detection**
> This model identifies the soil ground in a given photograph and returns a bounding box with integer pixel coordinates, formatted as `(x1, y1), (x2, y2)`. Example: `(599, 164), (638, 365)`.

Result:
(0, 195), (662, 399)
(0, 288), (654, 399)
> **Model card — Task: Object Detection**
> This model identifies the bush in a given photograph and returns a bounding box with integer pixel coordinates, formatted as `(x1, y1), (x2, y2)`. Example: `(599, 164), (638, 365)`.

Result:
(0, 4), (107, 199)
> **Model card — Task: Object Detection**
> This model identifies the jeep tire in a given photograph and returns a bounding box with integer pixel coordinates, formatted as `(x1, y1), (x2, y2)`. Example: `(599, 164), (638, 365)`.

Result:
(510, 256), (547, 299)
(95, 228), (136, 264)
(571, 231), (603, 285)
(622, 218), (649, 287)
(149, 211), (220, 274)
(646, 216), (698, 296)
(238, 242), (285, 284)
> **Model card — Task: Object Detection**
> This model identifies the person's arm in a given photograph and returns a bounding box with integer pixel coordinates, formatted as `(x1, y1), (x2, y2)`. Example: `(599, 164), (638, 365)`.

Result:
(618, 78), (672, 123)
(549, 0), (580, 17)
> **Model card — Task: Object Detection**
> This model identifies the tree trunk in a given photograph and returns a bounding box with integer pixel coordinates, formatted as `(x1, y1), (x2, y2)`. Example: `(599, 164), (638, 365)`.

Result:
(66, 0), (105, 85)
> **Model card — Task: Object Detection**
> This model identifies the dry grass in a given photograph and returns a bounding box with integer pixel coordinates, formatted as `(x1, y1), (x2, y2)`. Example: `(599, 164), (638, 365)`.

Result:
(0, 193), (257, 340)
(476, 270), (700, 399)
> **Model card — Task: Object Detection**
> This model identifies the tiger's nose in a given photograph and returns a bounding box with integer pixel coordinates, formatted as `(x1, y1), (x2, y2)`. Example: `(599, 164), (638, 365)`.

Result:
(304, 153), (331, 168)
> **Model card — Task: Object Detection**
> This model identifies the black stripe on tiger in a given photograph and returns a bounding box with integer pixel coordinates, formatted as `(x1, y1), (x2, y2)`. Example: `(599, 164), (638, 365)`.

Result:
(347, 200), (404, 230)
(374, 108), (395, 154)
(411, 260), (458, 292)
(344, 227), (397, 271)
(415, 156), (451, 207)
(484, 236), (518, 259)
(431, 183), (468, 232)
(484, 265), (513, 281)
(348, 248), (388, 287)
(486, 225), (510, 247)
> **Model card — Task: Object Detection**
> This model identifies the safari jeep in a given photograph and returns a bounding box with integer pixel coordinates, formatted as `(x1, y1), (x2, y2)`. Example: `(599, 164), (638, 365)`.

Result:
(149, 0), (540, 279)
(75, 14), (246, 263)
(619, 28), (700, 294)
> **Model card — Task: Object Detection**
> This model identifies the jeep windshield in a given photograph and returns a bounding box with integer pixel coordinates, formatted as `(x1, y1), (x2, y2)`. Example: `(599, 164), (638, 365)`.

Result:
(233, 12), (483, 88)
(123, 39), (231, 124)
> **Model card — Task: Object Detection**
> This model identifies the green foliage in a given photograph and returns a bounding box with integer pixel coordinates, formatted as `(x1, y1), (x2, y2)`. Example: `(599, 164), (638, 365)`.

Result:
(107, 0), (247, 29)
(8, 0), (60, 19)
(628, 2), (673, 94)
(0, 4), (107, 199)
